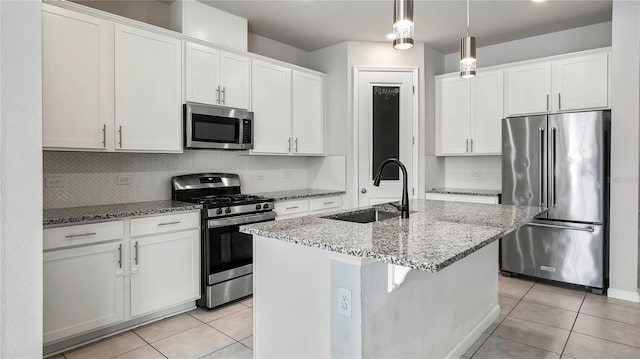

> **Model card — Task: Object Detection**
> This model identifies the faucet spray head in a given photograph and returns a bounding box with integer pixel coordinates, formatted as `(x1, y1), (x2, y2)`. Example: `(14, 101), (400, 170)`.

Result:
(373, 173), (382, 187)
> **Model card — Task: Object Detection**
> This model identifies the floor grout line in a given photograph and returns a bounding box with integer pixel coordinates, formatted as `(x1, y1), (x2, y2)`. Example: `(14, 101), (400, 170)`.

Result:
(571, 331), (640, 351)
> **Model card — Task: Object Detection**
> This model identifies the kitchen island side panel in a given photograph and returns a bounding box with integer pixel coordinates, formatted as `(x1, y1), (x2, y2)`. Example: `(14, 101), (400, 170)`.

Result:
(254, 235), (498, 358)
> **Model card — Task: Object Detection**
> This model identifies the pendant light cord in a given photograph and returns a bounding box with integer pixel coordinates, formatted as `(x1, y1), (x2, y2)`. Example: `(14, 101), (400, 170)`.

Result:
(466, 0), (470, 36)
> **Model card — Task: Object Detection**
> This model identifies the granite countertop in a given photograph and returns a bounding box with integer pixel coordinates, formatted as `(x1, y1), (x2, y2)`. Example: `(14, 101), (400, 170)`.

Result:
(427, 188), (502, 197)
(253, 188), (346, 202)
(241, 199), (544, 273)
(43, 200), (202, 227)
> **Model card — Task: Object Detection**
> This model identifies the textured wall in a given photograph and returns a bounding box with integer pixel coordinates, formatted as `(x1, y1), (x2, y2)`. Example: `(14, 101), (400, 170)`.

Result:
(1, 1), (44, 357)
(43, 150), (321, 209)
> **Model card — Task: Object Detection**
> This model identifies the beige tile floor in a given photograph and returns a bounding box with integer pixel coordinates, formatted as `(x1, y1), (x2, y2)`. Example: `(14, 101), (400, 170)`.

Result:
(466, 275), (640, 359)
(49, 277), (640, 359)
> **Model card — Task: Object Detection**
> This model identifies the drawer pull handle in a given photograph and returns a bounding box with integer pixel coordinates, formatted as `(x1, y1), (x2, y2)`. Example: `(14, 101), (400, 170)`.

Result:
(157, 221), (181, 226)
(286, 206), (299, 210)
(323, 201), (335, 205)
(64, 232), (97, 239)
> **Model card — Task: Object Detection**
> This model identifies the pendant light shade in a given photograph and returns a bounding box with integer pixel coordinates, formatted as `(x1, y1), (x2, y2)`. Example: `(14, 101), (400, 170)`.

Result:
(393, 0), (414, 50)
(460, 35), (476, 78)
(460, 0), (476, 78)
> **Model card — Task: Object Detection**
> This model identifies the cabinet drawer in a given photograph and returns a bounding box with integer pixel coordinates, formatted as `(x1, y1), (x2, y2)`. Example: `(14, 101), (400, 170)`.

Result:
(309, 196), (342, 212)
(274, 199), (309, 217)
(44, 220), (124, 251)
(130, 211), (200, 237)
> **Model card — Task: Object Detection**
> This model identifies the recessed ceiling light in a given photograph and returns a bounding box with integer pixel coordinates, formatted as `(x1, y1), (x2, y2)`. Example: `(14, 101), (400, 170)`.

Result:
(386, 33), (397, 40)
(531, 0), (546, 2)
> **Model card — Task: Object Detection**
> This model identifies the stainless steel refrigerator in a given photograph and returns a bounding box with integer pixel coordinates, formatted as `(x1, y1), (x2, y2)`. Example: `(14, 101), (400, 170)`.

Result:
(501, 110), (610, 293)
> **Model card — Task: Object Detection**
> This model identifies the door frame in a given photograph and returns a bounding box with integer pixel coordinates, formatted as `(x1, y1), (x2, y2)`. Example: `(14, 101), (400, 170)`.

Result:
(352, 67), (420, 208)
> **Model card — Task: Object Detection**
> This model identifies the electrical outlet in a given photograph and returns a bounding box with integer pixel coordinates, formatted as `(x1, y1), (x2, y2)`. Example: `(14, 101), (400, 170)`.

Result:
(45, 176), (65, 188)
(337, 286), (352, 317)
(116, 175), (133, 185)
(283, 170), (294, 179)
(471, 170), (481, 177)
(254, 173), (265, 181)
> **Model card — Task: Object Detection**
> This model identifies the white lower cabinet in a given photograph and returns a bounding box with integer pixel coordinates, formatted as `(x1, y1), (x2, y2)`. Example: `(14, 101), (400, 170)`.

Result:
(130, 229), (200, 317)
(43, 211), (200, 344)
(274, 195), (342, 220)
(425, 192), (499, 204)
(43, 241), (125, 343)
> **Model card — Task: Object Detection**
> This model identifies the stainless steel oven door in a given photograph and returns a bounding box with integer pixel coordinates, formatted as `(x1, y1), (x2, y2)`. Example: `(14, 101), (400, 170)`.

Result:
(204, 211), (275, 285)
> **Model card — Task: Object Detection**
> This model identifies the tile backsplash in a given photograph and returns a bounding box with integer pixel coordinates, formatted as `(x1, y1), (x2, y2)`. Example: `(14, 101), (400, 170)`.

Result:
(43, 150), (326, 209)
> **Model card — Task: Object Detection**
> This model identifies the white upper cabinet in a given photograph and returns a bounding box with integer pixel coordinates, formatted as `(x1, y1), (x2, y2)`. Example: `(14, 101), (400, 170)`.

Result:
(552, 52), (608, 112)
(219, 51), (250, 109)
(506, 62), (552, 116)
(185, 42), (219, 105)
(292, 70), (325, 155)
(42, 5), (113, 150)
(506, 50), (609, 116)
(251, 61), (326, 156)
(436, 69), (503, 156)
(251, 59), (293, 154)
(438, 76), (471, 155)
(185, 42), (250, 109)
(114, 24), (183, 152)
(472, 70), (504, 154)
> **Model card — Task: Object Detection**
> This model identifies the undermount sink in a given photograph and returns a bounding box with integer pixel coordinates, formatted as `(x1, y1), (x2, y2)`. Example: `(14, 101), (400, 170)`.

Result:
(323, 209), (402, 224)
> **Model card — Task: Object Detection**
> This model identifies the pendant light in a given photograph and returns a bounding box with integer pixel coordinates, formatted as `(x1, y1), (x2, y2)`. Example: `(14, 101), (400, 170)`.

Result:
(393, 0), (414, 50)
(460, 0), (476, 78)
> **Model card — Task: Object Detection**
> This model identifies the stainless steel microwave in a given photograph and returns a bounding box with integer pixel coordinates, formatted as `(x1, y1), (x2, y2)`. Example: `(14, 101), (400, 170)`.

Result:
(184, 102), (253, 150)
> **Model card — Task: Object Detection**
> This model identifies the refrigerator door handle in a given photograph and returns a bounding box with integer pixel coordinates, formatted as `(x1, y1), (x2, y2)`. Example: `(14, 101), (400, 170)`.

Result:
(526, 222), (595, 232)
(539, 127), (545, 206)
(551, 126), (557, 207)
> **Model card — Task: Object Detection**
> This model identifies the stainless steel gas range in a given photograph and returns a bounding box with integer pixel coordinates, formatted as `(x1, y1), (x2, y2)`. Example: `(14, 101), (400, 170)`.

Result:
(171, 173), (275, 308)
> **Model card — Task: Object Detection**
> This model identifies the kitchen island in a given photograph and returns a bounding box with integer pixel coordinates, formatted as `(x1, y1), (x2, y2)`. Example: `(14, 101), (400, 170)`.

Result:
(241, 199), (544, 358)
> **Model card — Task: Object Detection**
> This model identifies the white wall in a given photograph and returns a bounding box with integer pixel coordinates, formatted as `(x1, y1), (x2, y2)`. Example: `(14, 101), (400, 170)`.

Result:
(248, 33), (310, 68)
(608, 0), (640, 302)
(0, 0), (43, 357)
(443, 157), (501, 190)
(443, 21), (612, 73)
(424, 45), (446, 191)
(72, 0), (171, 29)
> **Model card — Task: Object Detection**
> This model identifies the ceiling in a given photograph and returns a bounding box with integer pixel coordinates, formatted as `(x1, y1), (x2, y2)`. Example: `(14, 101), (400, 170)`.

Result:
(199, 0), (612, 54)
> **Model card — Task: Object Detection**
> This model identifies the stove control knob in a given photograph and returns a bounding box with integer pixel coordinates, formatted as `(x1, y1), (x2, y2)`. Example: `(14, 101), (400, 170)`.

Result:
(256, 204), (262, 210)
(263, 203), (269, 209)
(225, 207), (232, 214)
(216, 208), (223, 215)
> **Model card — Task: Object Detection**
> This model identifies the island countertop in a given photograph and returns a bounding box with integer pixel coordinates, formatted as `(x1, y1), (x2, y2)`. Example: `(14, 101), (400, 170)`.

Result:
(241, 199), (545, 272)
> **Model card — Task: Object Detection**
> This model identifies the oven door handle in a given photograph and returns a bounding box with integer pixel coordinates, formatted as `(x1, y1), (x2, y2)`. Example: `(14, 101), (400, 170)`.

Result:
(207, 211), (276, 228)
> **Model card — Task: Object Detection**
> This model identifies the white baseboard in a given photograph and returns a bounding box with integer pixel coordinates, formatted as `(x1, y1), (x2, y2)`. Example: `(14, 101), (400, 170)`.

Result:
(445, 305), (500, 359)
(608, 288), (640, 303)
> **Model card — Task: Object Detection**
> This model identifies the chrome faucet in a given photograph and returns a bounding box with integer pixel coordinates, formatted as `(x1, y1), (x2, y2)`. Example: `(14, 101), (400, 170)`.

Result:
(373, 158), (409, 218)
